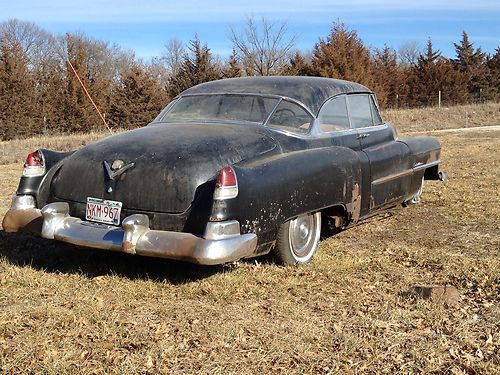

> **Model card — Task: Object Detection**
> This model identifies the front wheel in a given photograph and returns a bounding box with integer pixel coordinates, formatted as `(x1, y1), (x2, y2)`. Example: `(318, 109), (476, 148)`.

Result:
(273, 212), (322, 265)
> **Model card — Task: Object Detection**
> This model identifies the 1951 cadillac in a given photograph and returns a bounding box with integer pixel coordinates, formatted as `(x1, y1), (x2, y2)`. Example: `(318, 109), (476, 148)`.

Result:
(2, 77), (446, 265)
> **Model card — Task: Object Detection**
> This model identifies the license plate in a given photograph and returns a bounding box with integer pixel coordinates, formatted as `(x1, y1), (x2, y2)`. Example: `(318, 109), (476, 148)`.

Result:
(86, 197), (122, 226)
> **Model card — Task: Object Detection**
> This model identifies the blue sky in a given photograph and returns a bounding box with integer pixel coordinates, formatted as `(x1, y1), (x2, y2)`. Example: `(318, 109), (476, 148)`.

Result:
(2, 0), (499, 60)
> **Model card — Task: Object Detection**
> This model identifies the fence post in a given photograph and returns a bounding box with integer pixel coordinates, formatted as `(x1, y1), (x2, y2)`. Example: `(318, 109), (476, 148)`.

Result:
(438, 90), (441, 108)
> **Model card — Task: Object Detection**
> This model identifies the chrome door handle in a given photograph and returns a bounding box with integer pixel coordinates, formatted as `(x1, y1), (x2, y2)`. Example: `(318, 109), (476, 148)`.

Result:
(357, 133), (369, 139)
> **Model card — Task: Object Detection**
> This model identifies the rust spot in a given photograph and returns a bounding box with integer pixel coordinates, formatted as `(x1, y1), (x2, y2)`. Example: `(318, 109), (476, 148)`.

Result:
(122, 241), (136, 254)
(2, 209), (42, 234)
(348, 183), (361, 222)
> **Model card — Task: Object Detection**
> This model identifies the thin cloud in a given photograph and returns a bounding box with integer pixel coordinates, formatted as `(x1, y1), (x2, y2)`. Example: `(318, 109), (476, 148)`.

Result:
(3, 0), (499, 23)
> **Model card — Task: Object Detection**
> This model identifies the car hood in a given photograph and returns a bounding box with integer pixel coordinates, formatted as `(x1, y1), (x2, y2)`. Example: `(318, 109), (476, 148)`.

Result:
(51, 123), (279, 213)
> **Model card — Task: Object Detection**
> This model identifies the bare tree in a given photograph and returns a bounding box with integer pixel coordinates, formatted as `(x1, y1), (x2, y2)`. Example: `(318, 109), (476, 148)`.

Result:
(1, 19), (46, 56)
(0, 19), (59, 71)
(161, 38), (185, 77)
(398, 41), (421, 67)
(230, 16), (296, 76)
(148, 57), (170, 88)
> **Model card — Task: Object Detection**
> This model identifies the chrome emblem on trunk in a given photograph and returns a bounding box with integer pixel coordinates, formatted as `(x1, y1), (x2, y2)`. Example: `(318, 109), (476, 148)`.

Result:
(103, 160), (135, 180)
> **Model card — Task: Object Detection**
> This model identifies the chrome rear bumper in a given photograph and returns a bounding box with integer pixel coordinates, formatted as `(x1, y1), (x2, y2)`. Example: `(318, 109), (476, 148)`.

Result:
(3, 198), (257, 265)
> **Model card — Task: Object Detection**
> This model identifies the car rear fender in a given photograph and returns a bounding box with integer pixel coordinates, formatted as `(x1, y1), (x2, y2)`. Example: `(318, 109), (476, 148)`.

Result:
(398, 136), (443, 196)
(210, 146), (362, 245)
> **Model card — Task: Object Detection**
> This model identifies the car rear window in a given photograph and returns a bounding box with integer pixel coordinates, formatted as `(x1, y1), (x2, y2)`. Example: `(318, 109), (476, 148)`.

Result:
(159, 94), (279, 124)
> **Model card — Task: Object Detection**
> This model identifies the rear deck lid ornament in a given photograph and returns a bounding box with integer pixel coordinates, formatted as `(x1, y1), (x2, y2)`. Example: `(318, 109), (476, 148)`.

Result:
(103, 159), (135, 180)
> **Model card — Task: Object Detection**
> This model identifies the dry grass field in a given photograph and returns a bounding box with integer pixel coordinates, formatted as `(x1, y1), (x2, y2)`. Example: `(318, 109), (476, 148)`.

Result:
(0, 103), (499, 374)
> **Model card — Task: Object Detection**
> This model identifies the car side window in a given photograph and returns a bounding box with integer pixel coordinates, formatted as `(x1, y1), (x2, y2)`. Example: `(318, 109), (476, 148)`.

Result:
(347, 94), (374, 128)
(267, 100), (313, 134)
(318, 95), (350, 132)
(370, 95), (383, 125)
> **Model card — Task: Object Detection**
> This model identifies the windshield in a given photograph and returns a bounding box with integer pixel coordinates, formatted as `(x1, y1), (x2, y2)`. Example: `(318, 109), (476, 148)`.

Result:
(157, 94), (279, 124)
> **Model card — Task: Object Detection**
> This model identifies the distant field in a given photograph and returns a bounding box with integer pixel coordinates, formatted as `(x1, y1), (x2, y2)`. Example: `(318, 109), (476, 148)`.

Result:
(0, 103), (498, 373)
(384, 101), (500, 133)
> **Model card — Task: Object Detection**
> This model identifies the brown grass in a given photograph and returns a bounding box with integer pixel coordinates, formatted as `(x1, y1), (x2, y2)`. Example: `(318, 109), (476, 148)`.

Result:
(384, 101), (500, 134)
(0, 103), (499, 374)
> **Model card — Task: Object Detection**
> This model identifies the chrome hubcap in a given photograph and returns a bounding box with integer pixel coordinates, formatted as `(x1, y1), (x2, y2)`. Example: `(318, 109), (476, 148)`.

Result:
(289, 214), (315, 256)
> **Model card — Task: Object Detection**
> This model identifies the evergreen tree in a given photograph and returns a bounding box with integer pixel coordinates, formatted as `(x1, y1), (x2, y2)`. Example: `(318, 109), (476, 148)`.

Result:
(222, 49), (242, 78)
(486, 47), (500, 100)
(109, 64), (168, 129)
(64, 33), (116, 133)
(453, 31), (488, 101)
(409, 39), (467, 106)
(167, 35), (221, 97)
(372, 46), (408, 108)
(281, 51), (315, 76)
(0, 41), (37, 139)
(311, 21), (374, 87)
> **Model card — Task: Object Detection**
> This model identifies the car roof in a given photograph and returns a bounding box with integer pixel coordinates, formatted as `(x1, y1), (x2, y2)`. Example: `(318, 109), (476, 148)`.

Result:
(180, 76), (372, 115)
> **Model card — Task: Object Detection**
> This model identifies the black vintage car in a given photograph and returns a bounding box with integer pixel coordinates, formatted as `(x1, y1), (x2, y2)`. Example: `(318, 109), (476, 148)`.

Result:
(3, 77), (445, 265)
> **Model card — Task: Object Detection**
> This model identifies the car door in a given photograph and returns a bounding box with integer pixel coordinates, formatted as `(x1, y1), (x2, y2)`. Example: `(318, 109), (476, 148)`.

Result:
(316, 95), (370, 218)
(346, 94), (413, 210)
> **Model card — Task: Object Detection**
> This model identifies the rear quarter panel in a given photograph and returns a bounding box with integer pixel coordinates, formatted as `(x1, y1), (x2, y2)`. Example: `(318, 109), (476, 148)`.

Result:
(398, 135), (442, 196)
(211, 146), (362, 246)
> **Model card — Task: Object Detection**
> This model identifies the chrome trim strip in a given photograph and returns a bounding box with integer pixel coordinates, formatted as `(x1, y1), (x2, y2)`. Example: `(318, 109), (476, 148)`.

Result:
(263, 98), (283, 125)
(316, 123), (389, 138)
(372, 169), (414, 186)
(354, 123), (388, 132)
(413, 159), (441, 172)
(372, 159), (441, 186)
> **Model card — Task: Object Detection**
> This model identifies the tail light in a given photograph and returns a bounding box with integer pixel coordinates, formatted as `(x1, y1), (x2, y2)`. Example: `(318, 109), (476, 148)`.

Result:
(23, 150), (46, 177)
(213, 166), (238, 200)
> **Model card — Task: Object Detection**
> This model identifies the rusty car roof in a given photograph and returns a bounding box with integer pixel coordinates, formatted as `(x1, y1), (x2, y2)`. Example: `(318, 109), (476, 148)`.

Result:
(181, 76), (372, 115)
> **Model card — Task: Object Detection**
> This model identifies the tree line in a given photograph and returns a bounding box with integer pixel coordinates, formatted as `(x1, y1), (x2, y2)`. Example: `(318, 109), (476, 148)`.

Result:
(0, 18), (498, 140)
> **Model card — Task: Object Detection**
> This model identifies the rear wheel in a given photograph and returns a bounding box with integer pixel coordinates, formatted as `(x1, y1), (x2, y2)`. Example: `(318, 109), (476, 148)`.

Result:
(273, 212), (321, 265)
